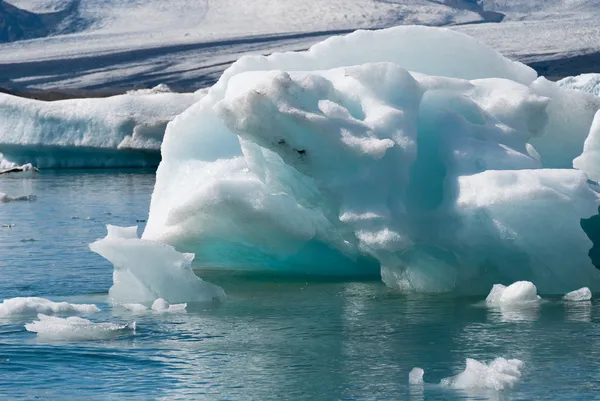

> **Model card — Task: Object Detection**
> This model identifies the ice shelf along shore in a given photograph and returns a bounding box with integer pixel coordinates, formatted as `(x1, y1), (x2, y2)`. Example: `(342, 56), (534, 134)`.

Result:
(115, 25), (600, 295)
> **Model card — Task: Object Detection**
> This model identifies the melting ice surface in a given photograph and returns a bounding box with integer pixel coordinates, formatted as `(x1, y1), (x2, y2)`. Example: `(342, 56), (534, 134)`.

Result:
(25, 314), (135, 341)
(89, 225), (225, 304)
(138, 25), (600, 294)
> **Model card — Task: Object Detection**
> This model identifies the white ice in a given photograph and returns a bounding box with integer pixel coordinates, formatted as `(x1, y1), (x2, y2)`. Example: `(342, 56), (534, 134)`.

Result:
(151, 298), (187, 313)
(142, 26), (600, 294)
(440, 358), (524, 391)
(0, 297), (100, 317)
(563, 287), (592, 302)
(408, 367), (424, 385)
(0, 86), (203, 168)
(89, 225), (225, 304)
(121, 299), (187, 313)
(122, 303), (148, 313)
(486, 282), (541, 306)
(558, 74), (600, 97)
(25, 314), (135, 340)
(410, 357), (524, 391)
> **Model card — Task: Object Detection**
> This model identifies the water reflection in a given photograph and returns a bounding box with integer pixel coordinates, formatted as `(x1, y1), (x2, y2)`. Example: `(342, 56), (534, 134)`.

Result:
(564, 300), (592, 322)
(486, 303), (541, 323)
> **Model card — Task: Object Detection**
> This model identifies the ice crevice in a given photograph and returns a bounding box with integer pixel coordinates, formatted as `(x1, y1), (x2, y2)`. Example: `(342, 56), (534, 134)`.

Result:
(88, 25), (600, 295)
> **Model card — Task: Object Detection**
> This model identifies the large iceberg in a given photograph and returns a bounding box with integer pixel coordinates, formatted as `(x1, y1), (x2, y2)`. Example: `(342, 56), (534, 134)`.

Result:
(0, 86), (203, 168)
(139, 26), (600, 294)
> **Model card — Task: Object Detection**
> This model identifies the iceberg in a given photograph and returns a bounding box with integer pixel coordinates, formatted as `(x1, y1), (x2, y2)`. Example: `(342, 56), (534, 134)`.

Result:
(89, 225), (225, 304)
(138, 26), (600, 294)
(0, 86), (203, 168)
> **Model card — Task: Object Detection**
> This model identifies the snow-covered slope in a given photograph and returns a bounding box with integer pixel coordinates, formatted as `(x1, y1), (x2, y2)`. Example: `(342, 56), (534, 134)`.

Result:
(0, 0), (488, 90)
(2, 1), (600, 91)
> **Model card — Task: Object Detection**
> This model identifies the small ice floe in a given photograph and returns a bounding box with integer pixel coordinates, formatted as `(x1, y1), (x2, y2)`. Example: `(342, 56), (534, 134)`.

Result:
(121, 298), (186, 314)
(563, 287), (592, 302)
(122, 303), (149, 313)
(151, 298), (187, 313)
(408, 367), (424, 385)
(0, 192), (37, 203)
(410, 357), (524, 391)
(25, 314), (135, 340)
(0, 297), (100, 317)
(486, 281), (541, 305)
(0, 163), (39, 177)
(486, 281), (541, 322)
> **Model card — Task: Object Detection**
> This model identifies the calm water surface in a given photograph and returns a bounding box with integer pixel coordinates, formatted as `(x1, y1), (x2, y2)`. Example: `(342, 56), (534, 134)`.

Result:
(1, 171), (600, 400)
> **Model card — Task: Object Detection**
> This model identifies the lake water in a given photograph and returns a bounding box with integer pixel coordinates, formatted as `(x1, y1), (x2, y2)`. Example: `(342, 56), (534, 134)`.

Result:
(1, 170), (600, 400)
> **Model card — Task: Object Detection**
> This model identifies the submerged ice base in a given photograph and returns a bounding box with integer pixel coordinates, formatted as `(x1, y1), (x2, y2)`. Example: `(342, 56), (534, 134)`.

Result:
(90, 225), (225, 304)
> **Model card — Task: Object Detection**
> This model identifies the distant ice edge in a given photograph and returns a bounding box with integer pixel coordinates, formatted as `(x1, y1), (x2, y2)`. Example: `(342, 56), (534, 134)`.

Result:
(134, 25), (600, 295)
(89, 225), (225, 305)
(0, 85), (204, 168)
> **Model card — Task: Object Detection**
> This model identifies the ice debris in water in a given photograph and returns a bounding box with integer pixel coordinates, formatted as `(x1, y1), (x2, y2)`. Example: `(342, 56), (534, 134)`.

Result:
(441, 358), (524, 390)
(410, 358), (524, 391)
(0, 192), (37, 202)
(563, 287), (592, 302)
(408, 367), (424, 385)
(151, 298), (187, 312)
(25, 314), (135, 341)
(122, 303), (149, 313)
(142, 25), (600, 295)
(0, 297), (100, 317)
(486, 281), (541, 305)
(89, 225), (225, 304)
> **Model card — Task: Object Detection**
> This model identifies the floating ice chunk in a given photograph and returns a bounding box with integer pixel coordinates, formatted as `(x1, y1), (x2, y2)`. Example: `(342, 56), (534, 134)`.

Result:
(408, 367), (424, 385)
(0, 162), (39, 177)
(563, 287), (592, 302)
(411, 358), (524, 391)
(25, 314), (135, 340)
(440, 358), (524, 391)
(0, 192), (37, 202)
(89, 225), (225, 304)
(0, 297), (100, 317)
(151, 298), (187, 312)
(486, 281), (541, 305)
(122, 303), (148, 313)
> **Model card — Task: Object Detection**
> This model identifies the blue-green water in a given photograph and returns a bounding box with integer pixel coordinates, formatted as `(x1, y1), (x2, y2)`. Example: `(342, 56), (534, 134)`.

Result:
(1, 171), (600, 400)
